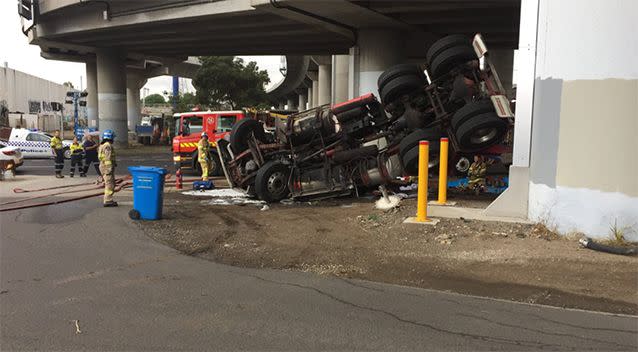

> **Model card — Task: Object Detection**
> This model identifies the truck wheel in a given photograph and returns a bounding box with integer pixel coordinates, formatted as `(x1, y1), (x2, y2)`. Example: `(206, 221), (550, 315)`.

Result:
(429, 46), (477, 79)
(230, 119), (267, 154)
(379, 74), (426, 105)
(426, 35), (471, 65)
(63, 148), (71, 159)
(399, 127), (443, 161)
(192, 152), (222, 176)
(254, 161), (290, 203)
(377, 64), (425, 93)
(454, 112), (508, 151)
(401, 143), (440, 176)
(451, 100), (496, 130)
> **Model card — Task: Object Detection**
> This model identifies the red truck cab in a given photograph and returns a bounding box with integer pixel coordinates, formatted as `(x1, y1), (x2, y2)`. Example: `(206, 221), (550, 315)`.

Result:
(172, 110), (245, 175)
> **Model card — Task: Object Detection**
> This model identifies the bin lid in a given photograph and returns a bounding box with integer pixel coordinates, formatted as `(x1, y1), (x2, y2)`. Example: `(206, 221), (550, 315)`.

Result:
(128, 166), (168, 175)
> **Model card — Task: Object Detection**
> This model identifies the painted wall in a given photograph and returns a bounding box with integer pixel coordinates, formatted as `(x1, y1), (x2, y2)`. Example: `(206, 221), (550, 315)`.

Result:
(528, 0), (638, 240)
(0, 66), (68, 115)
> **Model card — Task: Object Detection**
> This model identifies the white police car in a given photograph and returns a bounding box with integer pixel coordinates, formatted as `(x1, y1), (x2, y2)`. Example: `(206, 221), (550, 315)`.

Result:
(4, 128), (73, 159)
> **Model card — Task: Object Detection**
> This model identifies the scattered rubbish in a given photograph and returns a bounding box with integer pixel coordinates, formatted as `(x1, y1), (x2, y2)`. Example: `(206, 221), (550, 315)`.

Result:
(375, 185), (401, 211)
(579, 237), (637, 256)
(434, 233), (456, 245)
(260, 204), (270, 211)
(459, 217), (471, 223)
(72, 320), (82, 334)
(399, 183), (418, 191)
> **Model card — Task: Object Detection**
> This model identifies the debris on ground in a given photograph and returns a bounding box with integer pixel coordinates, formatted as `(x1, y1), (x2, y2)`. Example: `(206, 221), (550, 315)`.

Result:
(138, 193), (638, 315)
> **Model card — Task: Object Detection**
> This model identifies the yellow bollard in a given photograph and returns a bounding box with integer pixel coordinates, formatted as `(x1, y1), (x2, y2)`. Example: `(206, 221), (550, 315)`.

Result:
(416, 140), (429, 222)
(437, 137), (449, 204)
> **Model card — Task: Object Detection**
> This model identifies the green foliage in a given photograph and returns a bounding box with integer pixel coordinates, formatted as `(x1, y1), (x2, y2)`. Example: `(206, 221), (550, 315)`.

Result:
(193, 56), (270, 110)
(167, 92), (197, 113)
(144, 93), (166, 105)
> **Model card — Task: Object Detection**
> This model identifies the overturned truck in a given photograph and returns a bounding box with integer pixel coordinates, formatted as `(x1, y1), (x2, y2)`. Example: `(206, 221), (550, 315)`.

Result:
(218, 34), (514, 203)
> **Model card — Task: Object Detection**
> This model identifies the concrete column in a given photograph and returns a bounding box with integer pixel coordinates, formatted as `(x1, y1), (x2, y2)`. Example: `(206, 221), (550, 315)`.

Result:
(298, 93), (307, 111)
(332, 55), (349, 104)
(85, 62), (98, 129)
(317, 64), (332, 105)
(126, 73), (144, 130)
(489, 49), (515, 98)
(311, 80), (319, 107)
(286, 96), (297, 111)
(307, 87), (313, 108)
(96, 50), (127, 147)
(355, 29), (406, 97)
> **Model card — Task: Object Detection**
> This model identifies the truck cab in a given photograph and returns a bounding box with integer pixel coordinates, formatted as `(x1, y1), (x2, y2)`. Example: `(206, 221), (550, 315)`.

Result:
(172, 110), (245, 175)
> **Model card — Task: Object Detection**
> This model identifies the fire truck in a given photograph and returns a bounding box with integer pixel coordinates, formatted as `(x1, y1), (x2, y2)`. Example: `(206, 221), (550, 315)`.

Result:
(172, 110), (246, 175)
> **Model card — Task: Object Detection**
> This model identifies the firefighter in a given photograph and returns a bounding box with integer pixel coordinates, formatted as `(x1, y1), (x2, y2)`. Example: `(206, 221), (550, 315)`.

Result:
(98, 129), (117, 207)
(197, 132), (211, 181)
(69, 136), (85, 177)
(50, 129), (65, 178)
(467, 155), (492, 195)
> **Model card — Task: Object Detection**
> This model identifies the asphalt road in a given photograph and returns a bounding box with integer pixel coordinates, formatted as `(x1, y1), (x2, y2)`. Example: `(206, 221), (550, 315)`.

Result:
(15, 147), (176, 177)
(1, 194), (637, 350)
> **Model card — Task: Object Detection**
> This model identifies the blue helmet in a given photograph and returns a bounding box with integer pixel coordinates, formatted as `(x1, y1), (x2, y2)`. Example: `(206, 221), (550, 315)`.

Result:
(102, 129), (115, 140)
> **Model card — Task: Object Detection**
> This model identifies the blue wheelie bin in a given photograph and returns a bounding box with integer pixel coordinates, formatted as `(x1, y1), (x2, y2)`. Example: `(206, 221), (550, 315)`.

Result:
(127, 166), (168, 220)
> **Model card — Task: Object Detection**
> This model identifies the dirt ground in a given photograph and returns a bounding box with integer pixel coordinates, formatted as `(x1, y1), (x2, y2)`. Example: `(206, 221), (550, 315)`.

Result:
(138, 191), (638, 315)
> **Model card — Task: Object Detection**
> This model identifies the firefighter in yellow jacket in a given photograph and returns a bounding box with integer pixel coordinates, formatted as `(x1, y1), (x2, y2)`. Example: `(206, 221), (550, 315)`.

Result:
(98, 129), (118, 207)
(197, 132), (211, 181)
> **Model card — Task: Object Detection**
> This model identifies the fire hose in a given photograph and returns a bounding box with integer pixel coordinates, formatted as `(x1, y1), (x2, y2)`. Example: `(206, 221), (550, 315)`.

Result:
(579, 238), (637, 256)
(0, 175), (223, 212)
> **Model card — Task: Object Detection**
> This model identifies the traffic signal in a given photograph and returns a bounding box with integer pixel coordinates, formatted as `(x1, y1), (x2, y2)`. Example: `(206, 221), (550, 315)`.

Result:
(17, 0), (33, 21)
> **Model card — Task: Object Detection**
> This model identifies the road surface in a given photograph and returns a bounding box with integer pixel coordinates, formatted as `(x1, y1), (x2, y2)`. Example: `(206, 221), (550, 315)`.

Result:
(1, 193), (636, 350)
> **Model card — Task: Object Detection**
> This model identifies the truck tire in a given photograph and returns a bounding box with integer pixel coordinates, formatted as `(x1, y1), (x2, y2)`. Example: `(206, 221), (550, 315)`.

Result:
(451, 100), (496, 131)
(429, 46), (477, 79)
(254, 161), (290, 203)
(401, 142), (441, 176)
(63, 148), (71, 159)
(399, 127), (443, 160)
(426, 35), (471, 65)
(454, 112), (508, 151)
(230, 119), (267, 154)
(377, 64), (425, 93)
(379, 74), (425, 105)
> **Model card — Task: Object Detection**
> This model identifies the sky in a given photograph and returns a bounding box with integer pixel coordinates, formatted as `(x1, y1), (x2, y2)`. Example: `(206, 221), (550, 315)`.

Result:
(0, 1), (283, 97)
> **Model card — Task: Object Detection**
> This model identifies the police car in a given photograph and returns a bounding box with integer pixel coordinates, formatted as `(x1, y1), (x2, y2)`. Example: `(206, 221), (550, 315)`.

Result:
(3, 128), (73, 159)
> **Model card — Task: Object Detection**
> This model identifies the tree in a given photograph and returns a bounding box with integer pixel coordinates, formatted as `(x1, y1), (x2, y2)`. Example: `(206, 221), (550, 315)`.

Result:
(63, 81), (74, 89)
(193, 56), (270, 110)
(144, 93), (166, 105)
(168, 92), (198, 113)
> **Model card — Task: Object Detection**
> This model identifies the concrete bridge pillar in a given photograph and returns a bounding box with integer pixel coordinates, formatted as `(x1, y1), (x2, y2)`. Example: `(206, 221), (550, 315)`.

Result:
(298, 93), (307, 111)
(85, 61), (99, 129)
(96, 50), (128, 147)
(332, 55), (349, 104)
(286, 96), (297, 111)
(311, 80), (319, 107)
(307, 86), (313, 108)
(318, 63), (332, 106)
(126, 72), (146, 131)
(351, 29), (406, 98)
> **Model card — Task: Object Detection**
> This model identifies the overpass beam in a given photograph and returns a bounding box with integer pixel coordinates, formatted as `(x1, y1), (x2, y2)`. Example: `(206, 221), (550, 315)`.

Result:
(97, 50), (128, 147)
(85, 62), (98, 129)
(318, 63), (332, 106)
(353, 29), (406, 97)
(332, 55), (349, 104)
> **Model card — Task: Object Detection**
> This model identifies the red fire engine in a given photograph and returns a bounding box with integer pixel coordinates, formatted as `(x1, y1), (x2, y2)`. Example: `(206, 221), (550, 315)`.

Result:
(172, 110), (246, 176)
